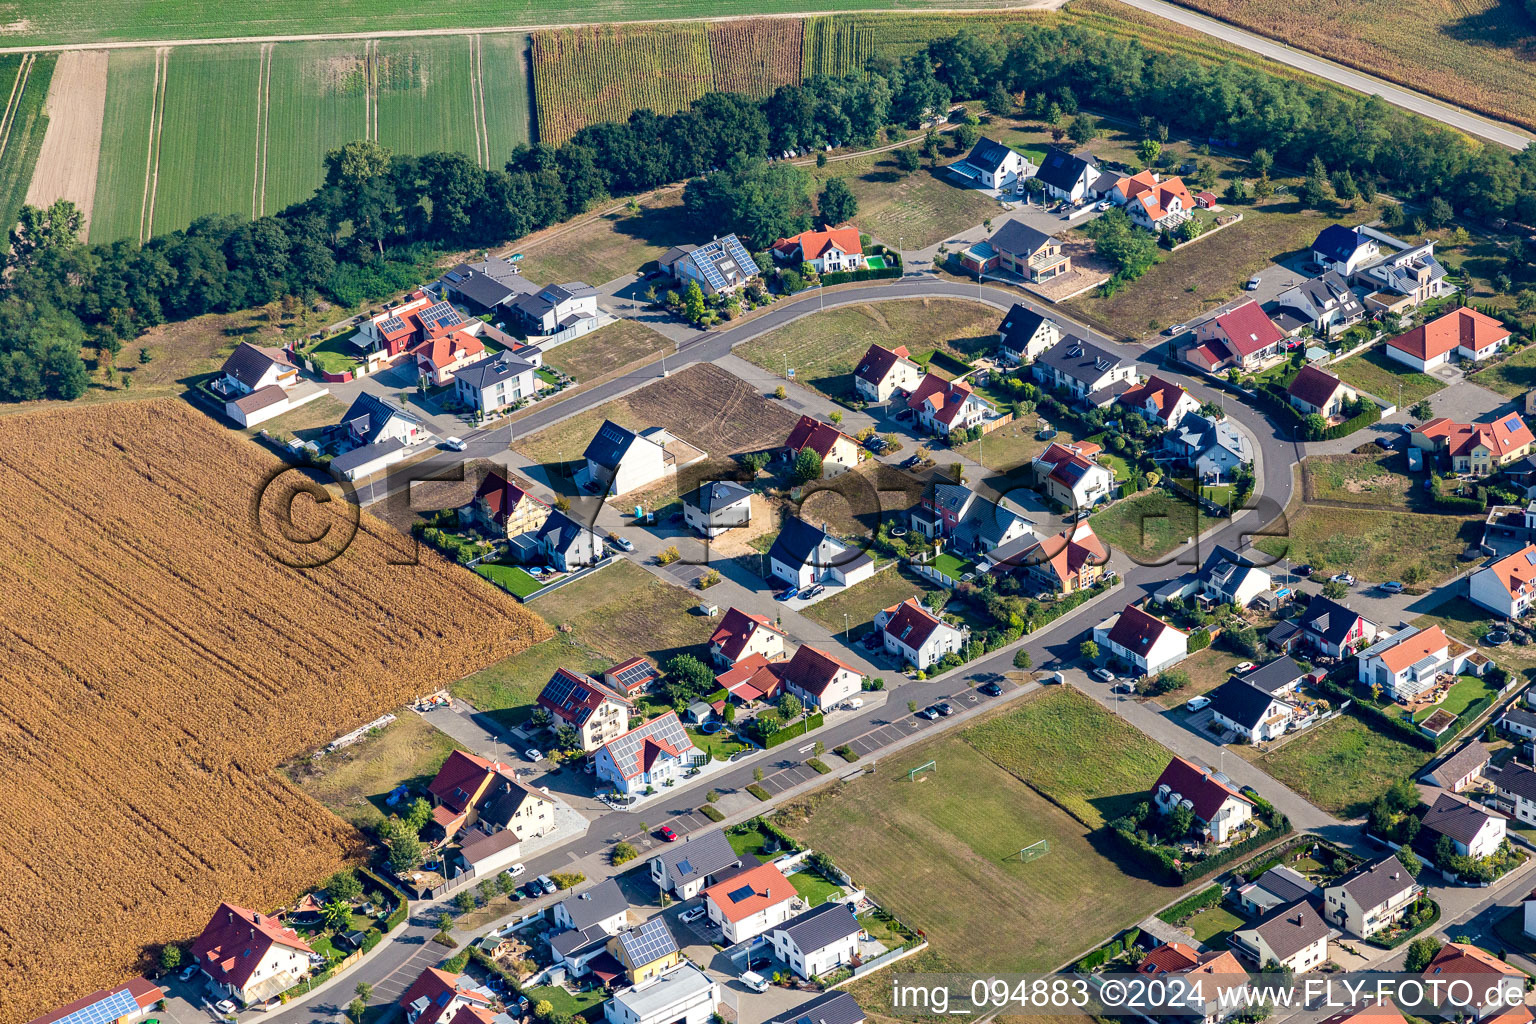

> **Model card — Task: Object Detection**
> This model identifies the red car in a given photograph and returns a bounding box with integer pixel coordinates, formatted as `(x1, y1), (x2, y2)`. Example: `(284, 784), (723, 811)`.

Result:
(657, 826), (678, 842)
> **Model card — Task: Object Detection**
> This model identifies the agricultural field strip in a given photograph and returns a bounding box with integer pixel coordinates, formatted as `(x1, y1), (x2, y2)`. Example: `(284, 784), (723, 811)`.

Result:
(139, 47), (167, 244)
(253, 43), (270, 218)
(0, 55), (36, 166)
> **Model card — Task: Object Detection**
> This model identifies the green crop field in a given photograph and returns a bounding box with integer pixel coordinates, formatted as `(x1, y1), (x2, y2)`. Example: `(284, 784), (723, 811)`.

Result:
(0, 54), (56, 255)
(374, 36), (479, 160)
(261, 41), (370, 215)
(91, 49), (159, 244)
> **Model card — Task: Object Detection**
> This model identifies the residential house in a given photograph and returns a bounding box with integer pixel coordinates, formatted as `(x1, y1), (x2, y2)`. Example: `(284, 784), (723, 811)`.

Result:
(464, 470), (551, 538)
(1175, 950), (1251, 1024)
(1208, 678), (1296, 744)
(509, 282), (600, 338)
(1413, 414), (1534, 475)
(649, 828), (745, 899)
(1034, 148), (1099, 203)
(1323, 856), (1421, 939)
(1236, 865), (1319, 916)
(593, 712), (699, 798)
(1116, 375), (1201, 430)
(1358, 241), (1452, 312)
(325, 392), (426, 481)
(604, 964), (718, 1024)
(950, 137), (1033, 190)
(554, 879), (629, 938)
(1122, 174), (1195, 233)
(352, 292), (477, 362)
(702, 861), (800, 943)
(1355, 624), (1470, 700)
(853, 343), (924, 403)
(1288, 365), (1359, 420)
(475, 771), (556, 842)
(440, 257), (541, 313)
(411, 330), (488, 386)
(453, 349), (541, 418)
(1387, 307), (1512, 372)
(709, 608), (788, 668)
(1270, 271), (1365, 337)
(716, 654), (785, 706)
(1469, 544), (1536, 619)
(1421, 792), (1507, 861)
(1232, 900), (1330, 973)
(607, 918), (681, 986)
(427, 749), (554, 842)
(784, 415), (861, 476)
(875, 597), (965, 671)
(192, 903), (315, 1006)
(26, 979), (165, 1024)
(767, 901), (861, 980)
(779, 644), (863, 709)
(682, 481), (753, 538)
(996, 304), (1062, 364)
(905, 374), (996, 436)
(1502, 707), (1536, 741)
(581, 420), (696, 497)
(399, 968), (496, 1024)
(538, 668), (633, 752)
(1493, 761), (1536, 829)
(212, 342), (303, 426)
(1135, 941), (1201, 975)
(533, 510), (606, 571)
(1004, 521), (1107, 594)
(768, 991), (864, 1024)
(223, 383), (310, 429)
(1188, 544), (1273, 607)
(1033, 336), (1139, 405)
(1311, 225), (1381, 276)
(767, 517), (875, 591)
(660, 235), (759, 297)
(1166, 413), (1254, 484)
(456, 827), (522, 877)
(1185, 301), (1285, 373)
(771, 228), (866, 273)
(1421, 943), (1525, 1019)
(908, 482), (1033, 556)
(1093, 604), (1189, 676)
(1296, 596), (1378, 657)
(1236, 657), (1309, 698)
(961, 221), (1071, 283)
(1424, 741), (1492, 793)
(1312, 1000), (1413, 1024)
(1031, 440), (1115, 509)
(1152, 756), (1255, 843)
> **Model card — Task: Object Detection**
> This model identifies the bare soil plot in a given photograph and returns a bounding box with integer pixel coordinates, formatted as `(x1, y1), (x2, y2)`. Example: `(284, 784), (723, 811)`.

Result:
(285, 713), (465, 830)
(0, 400), (547, 1022)
(1303, 451), (1418, 507)
(24, 50), (106, 232)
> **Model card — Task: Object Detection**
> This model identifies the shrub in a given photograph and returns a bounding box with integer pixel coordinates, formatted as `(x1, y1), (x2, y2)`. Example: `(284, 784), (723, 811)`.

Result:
(550, 872), (585, 889)
(835, 745), (860, 762)
(807, 758), (831, 774)
(612, 841), (639, 865)
(699, 804), (725, 822)
(747, 784), (772, 800)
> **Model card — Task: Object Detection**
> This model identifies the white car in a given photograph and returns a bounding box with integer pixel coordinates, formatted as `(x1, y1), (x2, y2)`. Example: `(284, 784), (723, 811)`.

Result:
(1233, 661), (1256, 674)
(505, 863), (527, 878)
(740, 971), (770, 993)
(1330, 573), (1356, 586)
(680, 905), (708, 924)
(1185, 696), (1212, 712)
(215, 999), (238, 1015)
(442, 436), (467, 452)
(524, 748), (543, 762)
(845, 697), (864, 710)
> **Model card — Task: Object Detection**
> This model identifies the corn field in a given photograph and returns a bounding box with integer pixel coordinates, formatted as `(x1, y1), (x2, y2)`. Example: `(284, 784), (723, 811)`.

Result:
(0, 400), (549, 1021)
(801, 16), (872, 78)
(707, 19), (804, 98)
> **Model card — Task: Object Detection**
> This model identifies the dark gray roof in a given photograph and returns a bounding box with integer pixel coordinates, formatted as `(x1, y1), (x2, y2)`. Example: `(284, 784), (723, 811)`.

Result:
(535, 509), (601, 557)
(1035, 148), (1096, 192)
(1249, 899), (1329, 962)
(584, 420), (641, 471)
(963, 137), (1018, 174)
(221, 342), (292, 389)
(659, 243), (699, 268)
(998, 303), (1051, 352)
(330, 437), (406, 474)
(1209, 678), (1285, 730)
(455, 350), (537, 390)
(550, 923), (609, 958)
(1268, 620), (1300, 645)
(989, 219), (1055, 259)
(1240, 657), (1308, 695)
(1035, 336), (1128, 384)
(1274, 271), (1363, 325)
(558, 878), (628, 931)
(1299, 596), (1367, 646)
(770, 991), (866, 1024)
(769, 516), (858, 572)
(1331, 855), (1416, 910)
(443, 259), (540, 308)
(1494, 761), (1536, 804)
(686, 481), (752, 515)
(1422, 792), (1503, 847)
(1429, 741), (1491, 787)
(774, 901), (859, 953)
(336, 391), (420, 441)
(1250, 866), (1318, 907)
(1312, 224), (1367, 263)
(1504, 708), (1536, 732)
(652, 828), (742, 884)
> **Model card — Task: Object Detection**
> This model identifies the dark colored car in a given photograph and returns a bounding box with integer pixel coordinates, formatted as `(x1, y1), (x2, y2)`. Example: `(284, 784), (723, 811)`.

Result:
(979, 682), (1003, 697)
(935, 702), (955, 717)
(1294, 564), (1313, 576)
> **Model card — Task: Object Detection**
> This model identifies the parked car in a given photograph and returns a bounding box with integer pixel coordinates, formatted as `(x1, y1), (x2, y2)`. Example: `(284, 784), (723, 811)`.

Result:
(979, 682), (1004, 697)
(935, 702), (954, 717)
(524, 748), (544, 762)
(901, 455), (922, 469)
(916, 706), (940, 720)
(1379, 581), (1405, 593)
(681, 905), (708, 924)
(179, 966), (199, 982)
(215, 1000), (237, 1014)
(776, 587), (799, 602)
(1245, 275), (1261, 290)
(609, 535), (635, 553)
(1294, 564), (1313, 576)
(1374, 436), (1393, 450)
(740, 971), (770, 993)
(505, 863), (526, 878)
(806, 584), (825, 598)
(1096, 199), (1112, 211)
(537, 875), (558, 895)
(1090, 667), (1114, 683)
(1111, 681), (1135, 694)
(1185, 695), (1212, 712)
(843, 697), (865, 710)
(1329, 572), (1355, 586)
(442, 436), (467, 452)
(1399, 422), (1416, 434)
(1233, 661), (1256, 674)
(657, 825), (678, 842)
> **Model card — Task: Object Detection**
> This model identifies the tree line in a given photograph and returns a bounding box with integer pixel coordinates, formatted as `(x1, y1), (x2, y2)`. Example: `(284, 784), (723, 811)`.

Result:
(6, 21), (1536, 403)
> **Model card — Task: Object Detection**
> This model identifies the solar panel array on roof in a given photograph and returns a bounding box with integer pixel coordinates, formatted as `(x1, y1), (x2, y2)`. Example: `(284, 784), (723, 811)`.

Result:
(614, 661), (657, 689)
(1526, 551), (1536, 566)
(1509, 417), (1523, 432)
(723, 235), (758, 275)
(605, 713), (692, 777)
(378, 315), (406, 334)
(728, 884), (756, 903)
(619, 917), (678, 965)
(420, 300), (463, 329)
(53, 988), (141, 1024)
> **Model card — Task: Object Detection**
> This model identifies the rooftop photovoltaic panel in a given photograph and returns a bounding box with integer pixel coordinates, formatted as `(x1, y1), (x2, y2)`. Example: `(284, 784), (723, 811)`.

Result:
(55, 988), (141, 1024)
(723, 235), (758, 275)
(378, 315), (406, 334)
(619, 917), (678, 965)
(615, 661), (657, 688)
(604, 712), (692, 776)
(727, 884), (756, 903)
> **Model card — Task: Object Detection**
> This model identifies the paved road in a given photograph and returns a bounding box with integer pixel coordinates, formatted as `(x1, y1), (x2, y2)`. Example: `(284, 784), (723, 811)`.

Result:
(1118, 0), (1532, 151)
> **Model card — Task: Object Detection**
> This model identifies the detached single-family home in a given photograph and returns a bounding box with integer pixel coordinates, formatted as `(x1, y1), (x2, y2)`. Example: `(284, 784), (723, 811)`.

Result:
(1033, 336), (1139, 404)
(351, 292), (474, 362)
(453, 349), (541, 417)
(509, 282), (599, 338)
(1288, 365), (1358, 420)
(908, 483), (1033, 556)
(538, 668), (633, 752)
(1034, 148), (1099, 203)
(1116, 375), (1201, 430)
(399, 968), (496, 1024)
(1152, 756), (1254, 843)
(581, 420), (701, 497)
(1270, 271), (1364, 337)
(1502, 707), (1536, 742)
(1164, 412), (1253, 484)
(769, 992), (865, 1024)
(1185, 301), (1285, 373)
(1322, 856), (1421, 939)
(703, 861), (801, 944)
(533, 510), (606, 571)
(649, 828), (745, 900)
(683, 480), (753, 538)
(768, 901), (861, 980)
(996, 304), (1062, 364)
(875, 597), (965, 671)
(27, 979), (165, 1024)
(1422, 791), (1507, 861)
(853, 343), (924, 403)
(1312, 225), (1381, 277)
(950, 137), (1034, 190)
(767, 517), (875, 591)
(1296, 596), (1378, 657)
(192, 903), (315, 1006)
(1123, 174), (1194, 233)
(1355, 624), (1470, 700)
(660, 234), (760, 297)
(1358, 241), (1452, 312)
(1236, 657), (1309, 698)
(905, 374), (996, 436)
(779, 644), (862, 709)
(440, 257), (542, 313)
(1094, 604), (1188, 676)
(608, 917), (681, 987)
(456, 827), (523, 878)
(464, 470), (551, 538)
(1208, 678), (1296, 744)
(593, 712), (699, 798)
(1236, 866), (1319, 917)
(427, 748), (554, 842)
(1421, 943), (1526, 1019)
(717, 654), (785, 706)
(1413, 414), (1534, 475)
(1492, 761), (1536, 828)
(961, 221), (1071, 283)
(411, 330), (488, 387)
(553, 878), (629, 939)
(1189, 544), (1273, 607)
(1469, 544), (1536, 619)
(709, 608), (788, 668)
(1004, 521), (1107, 594)
(325, 392), (426, 481)
(1424, 741), (1492, 793)
(1031, 440), (1115, 509)
(605, 964), (718, 1024)
(784, 415), (861, 476)
(1232, 900), (1330, 974)
(604, 657), (661, 698)
(213, 342), (304, 426)
(1387, 307), (1512, 372)
(771, 227), (865, 273)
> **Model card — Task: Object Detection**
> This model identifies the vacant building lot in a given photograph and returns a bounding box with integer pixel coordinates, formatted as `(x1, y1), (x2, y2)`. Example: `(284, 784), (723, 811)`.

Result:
(802, 564), (939, 636)
(286, 714), (465, 830)
(1255, 505), (1477, 585)
(1303, 451), (1418, 507)
(1149, 647), (1247, 708)
(540, 319), (675, 383)
(1331, 348), (1446, 407)
(1253, 714), (1428, 817)
(0, 399), (546, 1022)
(1090, 489), (1211, 565)
(1470, 347), (1536, 400)
(514, 190), (698, 286)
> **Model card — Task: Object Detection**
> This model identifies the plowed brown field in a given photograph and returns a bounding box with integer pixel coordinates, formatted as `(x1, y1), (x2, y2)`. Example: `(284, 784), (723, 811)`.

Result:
(0, 400), (549, 1020)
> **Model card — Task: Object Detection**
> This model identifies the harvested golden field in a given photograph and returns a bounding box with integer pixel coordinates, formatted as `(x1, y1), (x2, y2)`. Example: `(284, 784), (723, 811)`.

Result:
(0, 400), (548, 1020)
(707, 19), (805, 97)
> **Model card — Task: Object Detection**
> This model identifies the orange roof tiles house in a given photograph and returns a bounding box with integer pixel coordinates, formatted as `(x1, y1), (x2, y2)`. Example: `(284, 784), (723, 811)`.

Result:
(709, 608), (788, 667)
(1002, 521), (1107, 594)
(593, 711), (698, 797)
(399, 967), (495, 1024)
(784, 414), (862, 475)
(1423, 942), (1526, 1015)
(716, 653), (786, 704)
(1470, 543), (1536, 620)
(191, 903), (315, 1006)
(1413, 413), (1534, 474)
(1137, 941), (1200, 975)
(26, 978), (164, 1024)
(702, 861), (800, 943)
(411, 330), (488, 386)
(778, 643), (863, 708)
(1386, 307), (1511, 372)
(905, 373), (996, 436)
(772, 227), (865, 273)
(537, 668), (633, 751)
(874, 597), (965, 671)
(1116, 374), (1199, 427)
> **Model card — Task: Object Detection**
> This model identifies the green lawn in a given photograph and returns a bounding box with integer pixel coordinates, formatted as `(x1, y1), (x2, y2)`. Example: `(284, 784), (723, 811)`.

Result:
(1331, 347), (1446, 406)
(1256, 715), (1430, 817)
(304, 329), (364, 375)
(802, 565), (938, 637)
(525, 985), (608, 1019)
(1414, 597), (1536, 682)
(955, 418), (1090, 475)
(1386, 673), (1498, 724)
(811, 151), (1000, 250)
(1254, 505), (1477, 586)
(727, 821), (786, 860)
(686, 725), (747, 760)
(788, 870), (845, 906)
(1150, 647), (1245, 707)
(1090, 489), (1210, 565)
(475, 562), (544, 598)
(1471, 344), (1536, 399)
(1186, 904), (1246, 946)
(932, 552), (974, 580)
(1303, 452), (1419, 507)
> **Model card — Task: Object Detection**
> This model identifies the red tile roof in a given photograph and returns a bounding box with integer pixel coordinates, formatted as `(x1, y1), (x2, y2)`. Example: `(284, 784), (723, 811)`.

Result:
(1287, 364), (1348, 410)
(1389, 307), (1510, 361)
(1130, 176), (1193, 223)
(1417, 414), (1534, 459)
(716, 653), (785, 703)
(710, 608), (785, 663)
(1424, 941), (1525, 979)
(1153, 756), (1252, 822)
(27, 978), (164, 1024)
(880, 597), (947, 651)
(853, 343), (916, 387)
(192, 903), (314, 992)
(785, 414), (857, 460)
(703, 861), (797, 922)
(1313, 1001), (1410, 1024)
(537, 667), (630, 728)
(1212, 301), (1283, 357)
(1106, 604), (1185, 656)
(1137, 941), (1200, 975)
(906, 373), (981, 426)
(398, 967), (494, 1024)
(772, 227), (862, 260)
(474, 470), (547, 525)
(1021, 522), (1105, 584)
(1117, 375), (1190, 424)
(428, 749), (501, 814)
(779, 644), (858, 696)
(1376, 625), (1451, 674)
(411, 332), (485, 371)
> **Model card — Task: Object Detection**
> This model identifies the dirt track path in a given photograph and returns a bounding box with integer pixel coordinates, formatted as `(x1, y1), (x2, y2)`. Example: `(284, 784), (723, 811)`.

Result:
(25, 50), (107, 230)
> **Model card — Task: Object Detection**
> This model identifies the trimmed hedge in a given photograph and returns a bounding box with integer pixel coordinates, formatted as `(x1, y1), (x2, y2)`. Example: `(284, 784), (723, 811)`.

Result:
(835, 744), (860, 762)
(359, 866), (410, 933)
(747, 784), (772, 800)
(699, 804), (725, 822)
(1363, 896), (1440, 950)
(1157, 884), (1223, 925)
(820, 266), (902, 286)
(1253, 382), (1380, 440)
(761, 713), (825, 748)
(807, 758), (832, 774)
(1113, 814), (1292, 884)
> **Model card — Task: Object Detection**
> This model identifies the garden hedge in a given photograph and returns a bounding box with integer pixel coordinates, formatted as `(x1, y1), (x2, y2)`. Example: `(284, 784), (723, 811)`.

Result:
(359, 866), (410, 932)
(1157, 884), (1224, 925)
